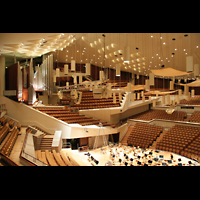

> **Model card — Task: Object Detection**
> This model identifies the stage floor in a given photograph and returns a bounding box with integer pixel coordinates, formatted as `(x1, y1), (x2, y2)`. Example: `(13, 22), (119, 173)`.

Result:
(61, 144), (200, 166)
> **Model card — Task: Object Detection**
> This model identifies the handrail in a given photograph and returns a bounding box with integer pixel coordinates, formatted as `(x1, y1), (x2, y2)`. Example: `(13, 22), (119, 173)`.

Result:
(20, 129), (48, 166)
(128, 118), (200, 128)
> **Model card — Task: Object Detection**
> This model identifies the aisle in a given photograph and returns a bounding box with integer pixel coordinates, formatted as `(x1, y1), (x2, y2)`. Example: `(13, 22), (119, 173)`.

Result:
(9, 127), (27, 166)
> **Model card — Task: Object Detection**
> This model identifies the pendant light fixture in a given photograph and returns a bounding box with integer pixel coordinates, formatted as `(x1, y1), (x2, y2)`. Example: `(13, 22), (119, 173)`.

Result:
(71, 60), (75, 71)
(124, 46), (130, 63)
(116, 63), (120, 76)
(64, 64), (68, 74)
(86, 63), (91, 75)
(124, 33), (130, 63)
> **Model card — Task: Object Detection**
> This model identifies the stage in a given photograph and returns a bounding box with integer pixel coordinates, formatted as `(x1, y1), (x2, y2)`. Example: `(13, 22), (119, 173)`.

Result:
(61, 144), (200, 166)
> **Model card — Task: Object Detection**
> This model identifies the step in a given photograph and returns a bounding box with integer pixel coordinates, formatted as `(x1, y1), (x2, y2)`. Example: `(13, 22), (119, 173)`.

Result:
(149, 130), (168, 149)
(40, 143), (52, 146)
(120, 126), (134, 145)
(41, 139), (53, 142)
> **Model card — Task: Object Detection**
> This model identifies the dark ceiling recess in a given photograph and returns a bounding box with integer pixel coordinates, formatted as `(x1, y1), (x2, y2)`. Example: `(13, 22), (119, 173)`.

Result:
(136, 47), (139, 50)
(172, 38), (176, 40)
(184, 34), (188, 37)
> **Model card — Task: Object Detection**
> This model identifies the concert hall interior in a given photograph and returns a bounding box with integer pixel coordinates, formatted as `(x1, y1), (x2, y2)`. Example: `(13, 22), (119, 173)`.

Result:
(1, 33), (200, 166)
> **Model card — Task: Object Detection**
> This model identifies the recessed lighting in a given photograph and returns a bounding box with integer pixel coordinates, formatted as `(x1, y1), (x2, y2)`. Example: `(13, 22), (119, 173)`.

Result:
(163, 42), (165, 45)
(183, 49), (186, 51)
(196, 46), (199, 48)
(156, 54), (158, 56)
(151, 35), (153, 38)
(160, 37), (162, 39)
(175, 48), (177, 51)
(185, 52), (187, 55)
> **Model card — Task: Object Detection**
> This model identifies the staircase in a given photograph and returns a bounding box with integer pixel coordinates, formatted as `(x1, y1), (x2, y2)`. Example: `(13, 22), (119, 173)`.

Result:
(149, 130), (169, 149)
(120, 126), (134, 145)
(40, 135), (54, 151)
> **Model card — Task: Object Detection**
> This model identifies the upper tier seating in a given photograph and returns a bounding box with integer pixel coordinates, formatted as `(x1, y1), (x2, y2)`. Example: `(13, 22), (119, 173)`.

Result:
(130, 109), (187, 121)
(69, 90), (123, 110)
(34, 107), (116, 128)
(180, 95), (200, 105)
(127, 123), (163, 148)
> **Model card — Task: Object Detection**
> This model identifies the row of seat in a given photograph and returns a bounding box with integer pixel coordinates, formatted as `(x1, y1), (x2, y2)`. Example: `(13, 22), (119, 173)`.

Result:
(130, 109), (187, 121)
(81, 99), (116, 103)
(127, 123), (163, 149)
(48, 113), (80, 118)
(8, 119), (14, 129)
(35, 107), (69, 111)
(189, 111), (200, 123)
(60, 100), (70, 105)
(70, 103), (120, 110)
(0, 124), (10, 144)
(156, 125), (200, 155)
(0, 127), (19, 156)
(35, 150), (77, 166)
(180, 135), (200, 161)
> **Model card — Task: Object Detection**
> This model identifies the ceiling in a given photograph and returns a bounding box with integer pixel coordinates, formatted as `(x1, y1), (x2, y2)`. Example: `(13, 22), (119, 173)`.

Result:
(1, 33), (200, 76)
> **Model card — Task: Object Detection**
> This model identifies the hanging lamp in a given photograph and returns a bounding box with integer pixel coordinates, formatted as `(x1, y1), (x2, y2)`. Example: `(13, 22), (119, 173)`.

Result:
(116, 63), (120, 76)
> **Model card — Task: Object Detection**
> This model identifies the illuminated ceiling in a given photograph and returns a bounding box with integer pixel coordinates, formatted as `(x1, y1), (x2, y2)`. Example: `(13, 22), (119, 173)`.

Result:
(0, 33), (200, 75)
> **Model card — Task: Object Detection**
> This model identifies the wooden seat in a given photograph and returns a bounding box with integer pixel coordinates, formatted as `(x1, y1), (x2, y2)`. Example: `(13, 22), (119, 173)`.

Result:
(52, 150), (66, 166)
(60, 151), (73, 166)
(45, 150), (58, 166)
